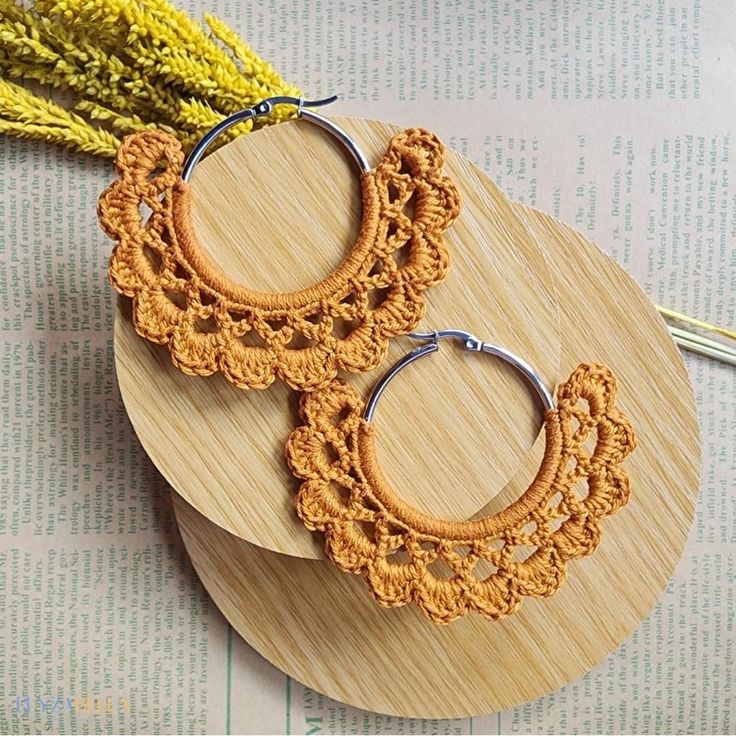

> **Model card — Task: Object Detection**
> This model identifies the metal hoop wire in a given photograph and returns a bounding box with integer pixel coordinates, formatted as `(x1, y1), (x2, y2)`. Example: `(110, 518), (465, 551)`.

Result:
(180, 95), (370, 182)
(363, 329), (555, 421)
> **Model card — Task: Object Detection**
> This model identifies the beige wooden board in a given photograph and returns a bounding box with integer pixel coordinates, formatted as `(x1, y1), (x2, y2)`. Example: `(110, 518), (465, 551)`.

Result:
(114, 117), (563, 559)
(473, 203), (703, 523)
(167, 197), (700, 719)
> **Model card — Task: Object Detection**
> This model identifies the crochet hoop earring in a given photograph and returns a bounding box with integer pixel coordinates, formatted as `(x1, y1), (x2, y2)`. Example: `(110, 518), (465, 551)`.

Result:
(99, 95), (460, 392)
(286, 330), (637, 624)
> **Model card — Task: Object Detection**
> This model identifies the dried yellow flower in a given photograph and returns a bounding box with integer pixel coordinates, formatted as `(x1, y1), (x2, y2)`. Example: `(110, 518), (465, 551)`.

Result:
(0, 78), (120, 155)
(0, 0), (301, 156)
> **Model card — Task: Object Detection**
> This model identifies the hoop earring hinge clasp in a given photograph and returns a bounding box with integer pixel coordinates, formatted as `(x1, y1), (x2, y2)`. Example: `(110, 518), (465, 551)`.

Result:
(408, 329), (484, 352)
(251, 94), (338, 120)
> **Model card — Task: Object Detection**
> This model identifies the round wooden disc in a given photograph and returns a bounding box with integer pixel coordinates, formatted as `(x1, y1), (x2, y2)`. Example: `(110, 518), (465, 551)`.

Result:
(114, 117), (563, 559)
(170, 201), (700, 718)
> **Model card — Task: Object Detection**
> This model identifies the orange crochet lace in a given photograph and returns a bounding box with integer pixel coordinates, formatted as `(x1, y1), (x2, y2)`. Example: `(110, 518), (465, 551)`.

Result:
(286, 364), (637, 624)
(99, 129), (460, 391)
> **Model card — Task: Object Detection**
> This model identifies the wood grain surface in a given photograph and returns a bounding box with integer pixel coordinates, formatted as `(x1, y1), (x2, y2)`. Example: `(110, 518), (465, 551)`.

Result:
(114, 117), (563, 558)
(114, 117), (700, 717)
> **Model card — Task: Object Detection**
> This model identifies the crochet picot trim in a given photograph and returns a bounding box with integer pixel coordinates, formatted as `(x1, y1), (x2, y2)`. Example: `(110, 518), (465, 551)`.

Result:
(285, 364), (637, 624)
(99, 129), (460, 391)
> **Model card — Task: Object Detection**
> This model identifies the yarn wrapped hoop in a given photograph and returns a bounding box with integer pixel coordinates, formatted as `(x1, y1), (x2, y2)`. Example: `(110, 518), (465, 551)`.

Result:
(285, 364), (637, 624)
(98, 128), (460, 391)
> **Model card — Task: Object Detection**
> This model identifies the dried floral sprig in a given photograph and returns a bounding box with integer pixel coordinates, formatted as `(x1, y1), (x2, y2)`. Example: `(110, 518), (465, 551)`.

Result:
(0, 0), (301, 156)
(0, 78), (120, 155)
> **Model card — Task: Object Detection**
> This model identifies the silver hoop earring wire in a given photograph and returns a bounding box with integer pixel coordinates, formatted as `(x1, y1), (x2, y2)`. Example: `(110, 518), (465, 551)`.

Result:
(363, 329), (555, 421)
(181, 94), (370, 182)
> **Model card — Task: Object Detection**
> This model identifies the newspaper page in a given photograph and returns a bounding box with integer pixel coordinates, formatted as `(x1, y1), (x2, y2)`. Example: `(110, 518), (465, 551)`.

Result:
(1, 0), (734, 733)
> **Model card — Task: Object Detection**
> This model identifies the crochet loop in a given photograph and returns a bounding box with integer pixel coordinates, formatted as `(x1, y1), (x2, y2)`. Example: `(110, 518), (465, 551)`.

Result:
(285, 363), (637, 624)
(99, 128), (460, 391)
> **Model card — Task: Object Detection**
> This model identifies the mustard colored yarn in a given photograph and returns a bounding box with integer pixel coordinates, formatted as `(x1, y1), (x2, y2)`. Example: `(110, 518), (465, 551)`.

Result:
(98, 128), (460, 392)
(285, 364), (637, 624)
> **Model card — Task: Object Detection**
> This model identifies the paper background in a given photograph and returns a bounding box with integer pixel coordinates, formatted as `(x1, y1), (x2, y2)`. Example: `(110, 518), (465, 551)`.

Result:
(1, 1), (734, 733)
